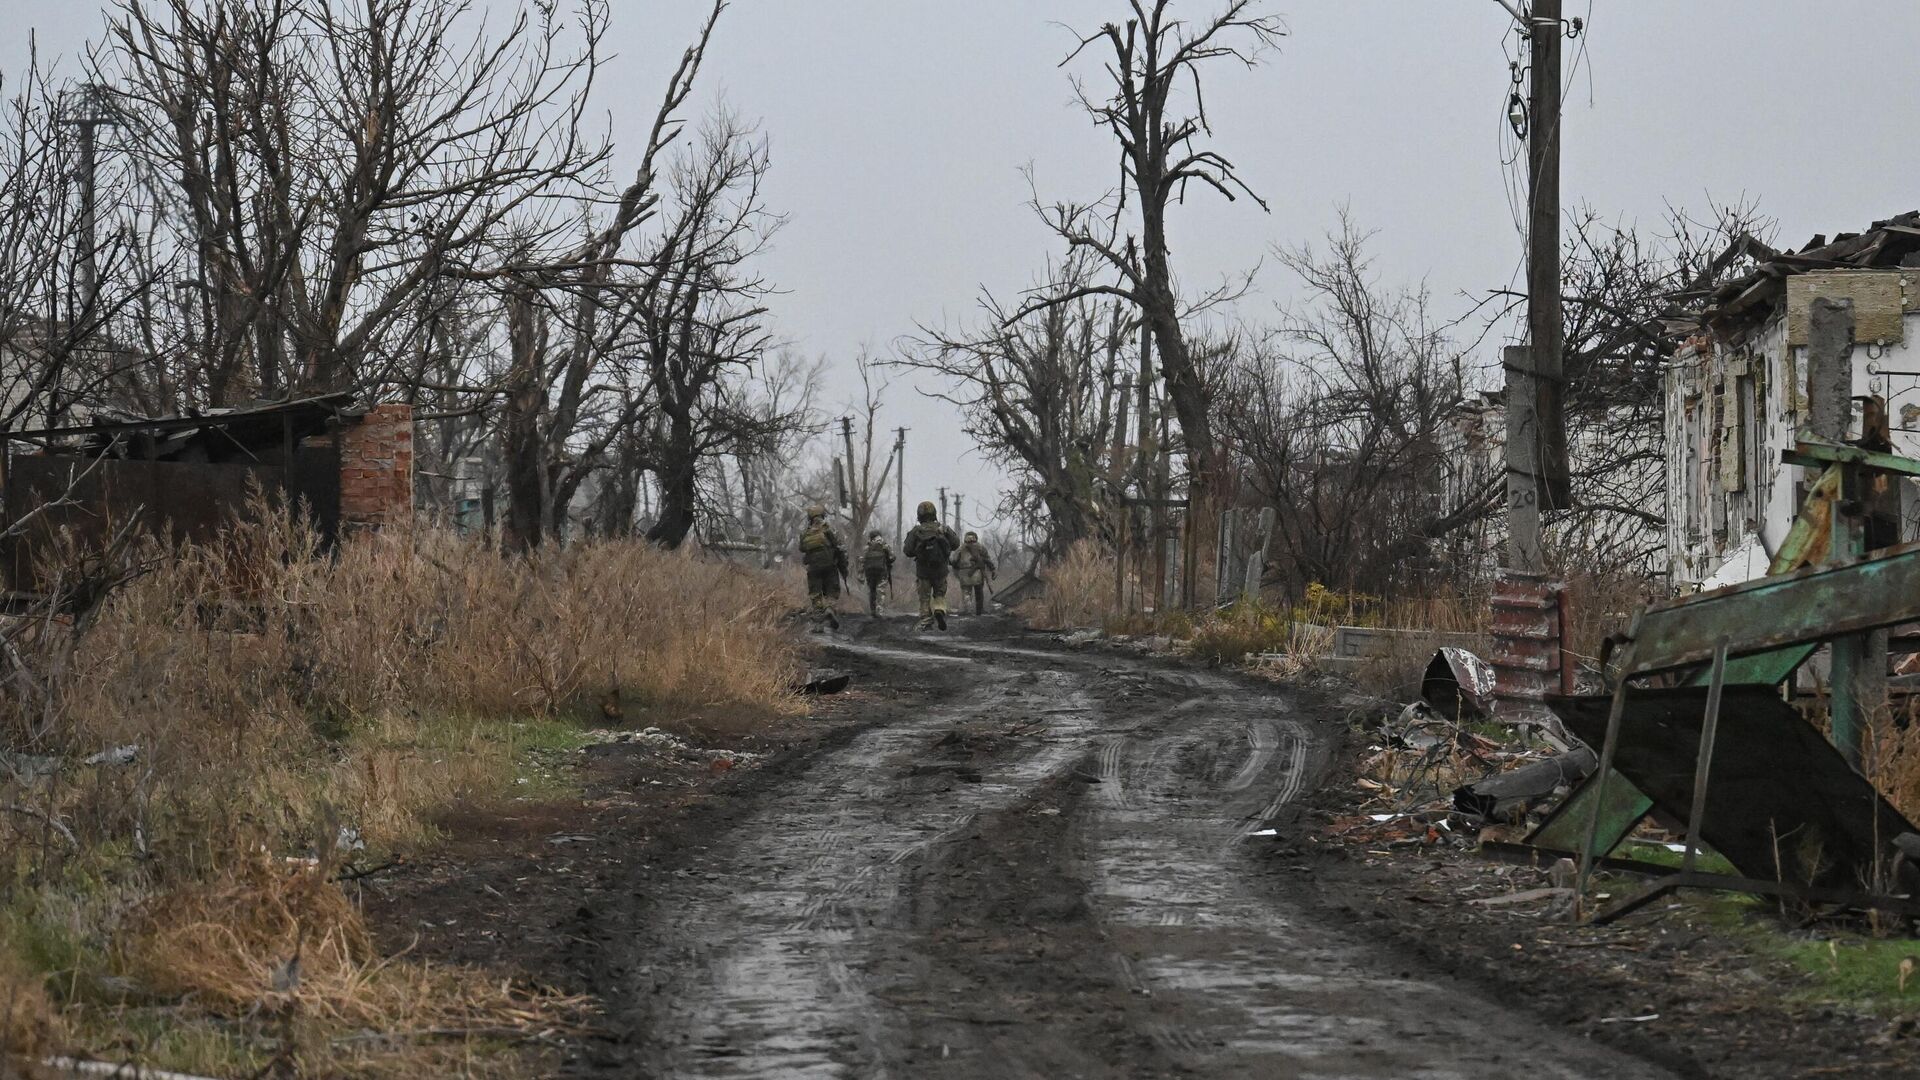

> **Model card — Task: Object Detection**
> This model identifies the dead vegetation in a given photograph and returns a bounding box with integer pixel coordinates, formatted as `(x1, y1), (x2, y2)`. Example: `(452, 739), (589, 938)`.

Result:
(0, 499), (801, 1075)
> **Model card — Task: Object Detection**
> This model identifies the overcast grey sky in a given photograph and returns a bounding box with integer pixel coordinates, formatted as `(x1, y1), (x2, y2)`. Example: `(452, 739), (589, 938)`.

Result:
(7, 2), (1920, 534)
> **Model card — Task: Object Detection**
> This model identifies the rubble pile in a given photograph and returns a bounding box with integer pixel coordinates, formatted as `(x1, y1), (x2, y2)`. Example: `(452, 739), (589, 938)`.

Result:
(1327, 651), (1594, 851)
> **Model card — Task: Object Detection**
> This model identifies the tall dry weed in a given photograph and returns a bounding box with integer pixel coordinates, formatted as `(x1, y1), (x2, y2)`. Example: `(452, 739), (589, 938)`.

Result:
(1022, 540), (1121, 630)
(0, 498), (799, 1069)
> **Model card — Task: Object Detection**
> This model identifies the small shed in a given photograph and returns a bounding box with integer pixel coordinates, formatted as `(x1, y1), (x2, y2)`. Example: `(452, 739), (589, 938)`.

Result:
(1, 396), (413, 592)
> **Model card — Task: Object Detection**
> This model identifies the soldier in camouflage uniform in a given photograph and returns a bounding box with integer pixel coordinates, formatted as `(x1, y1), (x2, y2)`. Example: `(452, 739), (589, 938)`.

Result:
(952, 531), (997, 616)
(901, 500), (960, 631)
(860, 530), (895, 617)
(797, 504), (846, 631)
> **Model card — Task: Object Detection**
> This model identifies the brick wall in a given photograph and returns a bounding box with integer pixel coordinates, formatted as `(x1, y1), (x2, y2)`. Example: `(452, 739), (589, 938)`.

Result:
(338, 403), (414, 529)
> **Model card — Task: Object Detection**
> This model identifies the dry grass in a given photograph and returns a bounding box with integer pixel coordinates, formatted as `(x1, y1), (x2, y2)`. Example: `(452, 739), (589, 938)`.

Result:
(1870, 705), (1920, 826)
(0, 499), (801, 1075)
(0, 947), (58, 1062)
(1021, 540), (1122, 631)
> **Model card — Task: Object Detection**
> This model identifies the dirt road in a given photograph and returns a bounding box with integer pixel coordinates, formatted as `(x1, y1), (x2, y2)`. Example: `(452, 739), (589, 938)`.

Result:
(596, 621), (1675, 1078)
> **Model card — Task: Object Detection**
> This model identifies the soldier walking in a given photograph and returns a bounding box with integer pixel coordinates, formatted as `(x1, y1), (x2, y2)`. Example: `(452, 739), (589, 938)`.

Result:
(902, 500), (960, 631)
(953, 531), (997, 616)
(797, 504), (846, 632)
(860, 530), (895, 617)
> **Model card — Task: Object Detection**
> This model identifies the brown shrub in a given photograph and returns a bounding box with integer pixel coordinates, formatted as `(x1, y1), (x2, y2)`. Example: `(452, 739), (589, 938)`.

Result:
(1021, 540), (1121, 630)
(0, 948), (58, 1061)
(123, 852), (570, 1035)
(5, 502), (802, 863)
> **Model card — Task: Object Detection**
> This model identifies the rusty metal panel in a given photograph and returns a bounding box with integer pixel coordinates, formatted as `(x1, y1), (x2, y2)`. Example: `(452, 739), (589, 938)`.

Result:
(1627, 540), (1920, 676)
(1786, 270), (1909, 347)
(1491, 570), (1562, 704)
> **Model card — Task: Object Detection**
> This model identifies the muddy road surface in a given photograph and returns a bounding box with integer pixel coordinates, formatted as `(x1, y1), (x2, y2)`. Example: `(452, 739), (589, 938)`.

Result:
(597, 621), (1675, 1079)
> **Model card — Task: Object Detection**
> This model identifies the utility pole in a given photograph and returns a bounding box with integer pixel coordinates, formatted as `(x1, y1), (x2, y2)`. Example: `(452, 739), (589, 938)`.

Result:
(894, 427), (906, 551)
(1525, 0), (1569, 520)
(66, 83), (118, 302)
(840, 415), (858, 527)
(1492, 0), (1575, 720)
(953, 492), (964, 536)
(939, 486), (948, 530)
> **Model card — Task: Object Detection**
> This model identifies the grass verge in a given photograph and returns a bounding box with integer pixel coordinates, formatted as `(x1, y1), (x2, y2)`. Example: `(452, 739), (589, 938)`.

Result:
(1, 506), (801, 1075)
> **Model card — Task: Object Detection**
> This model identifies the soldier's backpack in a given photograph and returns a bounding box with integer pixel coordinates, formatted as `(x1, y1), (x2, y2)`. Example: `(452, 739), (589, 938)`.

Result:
(862, 542), (891, 576)
(909, 524), (953, 578)
(799, 523), (837, 570)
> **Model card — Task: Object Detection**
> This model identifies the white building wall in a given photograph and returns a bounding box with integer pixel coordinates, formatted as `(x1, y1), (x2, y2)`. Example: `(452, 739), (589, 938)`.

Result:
(1666, 306), (1920, 587)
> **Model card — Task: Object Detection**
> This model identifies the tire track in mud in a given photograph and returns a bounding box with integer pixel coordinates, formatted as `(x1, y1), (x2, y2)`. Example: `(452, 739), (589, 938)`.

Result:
(617, 628), (1678, 1079)
(625, 651), (1100, 1078)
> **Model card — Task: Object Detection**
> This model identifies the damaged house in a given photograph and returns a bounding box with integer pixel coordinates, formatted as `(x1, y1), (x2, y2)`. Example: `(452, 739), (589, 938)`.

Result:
(1, 396), (414, 592)
(1665, 213), (1920, 587)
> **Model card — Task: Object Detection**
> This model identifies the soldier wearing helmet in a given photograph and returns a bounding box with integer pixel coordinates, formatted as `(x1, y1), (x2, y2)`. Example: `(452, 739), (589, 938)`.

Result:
(797, 504), (846, 631)
(860, 530), (895, 617)
(901, 500), (960, 630)
(952, 530), (997, 616)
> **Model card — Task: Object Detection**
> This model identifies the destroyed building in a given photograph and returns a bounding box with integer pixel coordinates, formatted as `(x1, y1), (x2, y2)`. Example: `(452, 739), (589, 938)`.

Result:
(1, 396), (414, 591)
(1664, 213), (1920, 587)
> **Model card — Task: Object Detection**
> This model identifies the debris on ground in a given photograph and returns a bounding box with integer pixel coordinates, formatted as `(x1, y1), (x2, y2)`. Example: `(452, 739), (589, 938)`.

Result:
(581, 726), (762, 770)
(82, 744), (140, 767)
(1421, 647), (1495, 722)
(1451, 746), (1596, 822)
(1332, 695), (1586, 849)
(793, 669), (852, 695)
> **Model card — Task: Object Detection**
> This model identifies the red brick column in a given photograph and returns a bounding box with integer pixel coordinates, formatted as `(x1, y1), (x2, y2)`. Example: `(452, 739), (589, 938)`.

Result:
(338, 403), (414, 530)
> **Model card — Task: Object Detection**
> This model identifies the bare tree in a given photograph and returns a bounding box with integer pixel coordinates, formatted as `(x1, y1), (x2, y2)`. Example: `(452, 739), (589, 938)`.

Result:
(97, 0), (615, 404)
(1217, 215), (1493, 595)
(839, 351), (899, 543)
(0, 52), (158, 435)
(632, 111), (786, 548)
(904, 250), (1134, 553)
(1025, 0), (1284, 490)
(1481, 201), (1774, 574)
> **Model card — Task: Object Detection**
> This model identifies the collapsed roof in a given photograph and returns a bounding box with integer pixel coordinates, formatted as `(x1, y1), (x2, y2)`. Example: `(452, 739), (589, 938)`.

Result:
(3, 392), (358, 462)
(1676, 210), (1920, 330)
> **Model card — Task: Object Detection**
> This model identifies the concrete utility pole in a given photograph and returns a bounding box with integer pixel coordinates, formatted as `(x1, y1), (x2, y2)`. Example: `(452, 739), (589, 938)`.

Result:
(840, 415), (857, 506)
(894, 427), (906, 552)
(939, 486), (948, 530)
(66, 83), (118, 301)
(1525, 0), (1569, 521)
(953, 492), (964, 536)
(1491, 0), (1575, 720)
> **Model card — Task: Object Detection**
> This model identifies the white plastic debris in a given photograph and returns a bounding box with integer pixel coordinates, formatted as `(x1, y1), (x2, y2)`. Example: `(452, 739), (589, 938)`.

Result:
(83, 745), (140, 767)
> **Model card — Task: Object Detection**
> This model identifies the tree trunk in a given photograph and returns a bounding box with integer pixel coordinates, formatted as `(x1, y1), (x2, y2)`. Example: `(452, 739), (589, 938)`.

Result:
(1140, 209), (1213, 490)
(645, 414), (698, 548)
(501, 292), (547, 552)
